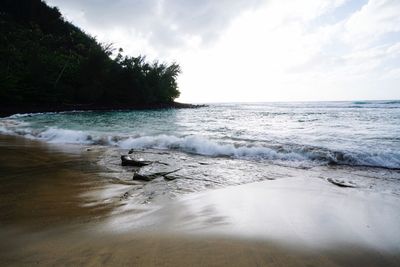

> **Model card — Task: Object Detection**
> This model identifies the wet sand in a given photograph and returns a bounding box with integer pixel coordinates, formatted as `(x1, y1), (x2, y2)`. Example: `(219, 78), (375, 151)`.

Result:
(0, 135), (115, 229)
(3, 230), (400, 267)
(1, 135), (400, 266)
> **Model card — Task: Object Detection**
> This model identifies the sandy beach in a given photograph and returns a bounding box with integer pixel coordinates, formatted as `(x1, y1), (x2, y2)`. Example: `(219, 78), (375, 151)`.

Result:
(2, 0), (400, 265)
(1, 134), (400, 266)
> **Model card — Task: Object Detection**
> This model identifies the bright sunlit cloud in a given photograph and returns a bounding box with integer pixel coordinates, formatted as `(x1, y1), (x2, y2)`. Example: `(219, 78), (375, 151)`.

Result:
(46, 0), (400, 102)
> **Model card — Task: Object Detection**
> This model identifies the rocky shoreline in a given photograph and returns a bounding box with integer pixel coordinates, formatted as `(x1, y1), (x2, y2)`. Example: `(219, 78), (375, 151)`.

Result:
(92, 146), (400, 207)
(0, 102), (207, 118)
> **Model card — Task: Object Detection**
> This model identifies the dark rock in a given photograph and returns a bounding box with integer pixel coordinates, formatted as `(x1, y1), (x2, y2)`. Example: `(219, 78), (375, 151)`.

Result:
(132, 173), (154, 181)
(133, 169), (181, 182)
(327, 178), (357, 188)
(121, 155), (152, 167)
(128, 149), (134, 154)
(164, 175), (178, 181)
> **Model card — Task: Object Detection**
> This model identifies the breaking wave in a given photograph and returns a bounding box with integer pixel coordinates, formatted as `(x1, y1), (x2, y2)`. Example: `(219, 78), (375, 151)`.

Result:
(1, 123), (399, 170)
(117, 135), (400, 169)
(37, 128), (94, 144)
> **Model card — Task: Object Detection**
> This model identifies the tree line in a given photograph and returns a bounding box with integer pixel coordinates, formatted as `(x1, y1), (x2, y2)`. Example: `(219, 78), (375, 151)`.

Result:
(0, 0), (181, 109)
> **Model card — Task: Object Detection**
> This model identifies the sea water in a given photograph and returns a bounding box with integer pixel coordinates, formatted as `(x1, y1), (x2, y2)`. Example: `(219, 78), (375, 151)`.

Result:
(1, 101), (400, 169)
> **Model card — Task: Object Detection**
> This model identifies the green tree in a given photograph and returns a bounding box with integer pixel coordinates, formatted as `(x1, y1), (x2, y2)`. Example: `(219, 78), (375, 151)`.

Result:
(0, 0), (181, 109)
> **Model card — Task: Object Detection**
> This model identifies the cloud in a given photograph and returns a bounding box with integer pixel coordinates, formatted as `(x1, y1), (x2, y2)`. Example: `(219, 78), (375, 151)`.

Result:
(45, 0), (264, 50)
(282, 0), (400, 78)
(344, 0), (400, 46)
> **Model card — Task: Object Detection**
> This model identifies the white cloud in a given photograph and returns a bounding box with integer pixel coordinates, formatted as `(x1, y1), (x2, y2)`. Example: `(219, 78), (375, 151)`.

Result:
(46, 0), (263, 51)
(344, 0), (400, 46)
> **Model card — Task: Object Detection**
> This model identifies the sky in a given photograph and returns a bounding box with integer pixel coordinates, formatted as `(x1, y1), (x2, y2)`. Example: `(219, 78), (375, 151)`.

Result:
(45, 0), (400, 103)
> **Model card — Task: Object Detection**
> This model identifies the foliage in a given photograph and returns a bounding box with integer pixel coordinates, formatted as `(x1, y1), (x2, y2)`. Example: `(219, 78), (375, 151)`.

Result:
(0, 0), (180, 107)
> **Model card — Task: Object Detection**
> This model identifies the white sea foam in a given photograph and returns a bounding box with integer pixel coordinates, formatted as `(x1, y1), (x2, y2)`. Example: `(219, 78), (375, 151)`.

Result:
(1, 119), (399, 169)
(117, 135), (400, 169)
(1, 120), (399, 169)
(0, 126), (13, 135)
(118, 135), (273, 157)
(37, 128), (93, 144)
(6, 110), (86, 119)
(0, 119), (30, 135)
(7, 112), (57, 119)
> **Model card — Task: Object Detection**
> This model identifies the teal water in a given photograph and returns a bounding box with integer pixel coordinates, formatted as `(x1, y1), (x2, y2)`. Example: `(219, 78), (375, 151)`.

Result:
(1, 101), (400, 169)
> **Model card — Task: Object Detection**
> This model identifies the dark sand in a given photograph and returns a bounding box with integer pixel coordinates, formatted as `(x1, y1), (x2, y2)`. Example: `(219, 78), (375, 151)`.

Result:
(0, 135), (399, 266)
(3, 230), (399, 267)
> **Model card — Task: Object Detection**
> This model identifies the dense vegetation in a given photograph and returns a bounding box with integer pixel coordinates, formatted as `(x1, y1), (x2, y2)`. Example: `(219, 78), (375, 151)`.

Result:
(0, 0), (181, 111)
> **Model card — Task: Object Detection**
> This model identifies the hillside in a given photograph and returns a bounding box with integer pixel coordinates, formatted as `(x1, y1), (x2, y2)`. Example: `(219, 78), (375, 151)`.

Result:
(0, 0), (183, 115)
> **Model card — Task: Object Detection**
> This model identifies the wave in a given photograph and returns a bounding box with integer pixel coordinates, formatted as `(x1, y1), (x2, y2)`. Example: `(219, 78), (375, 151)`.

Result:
(37, 128), (94, 144)
(6, 110), (89, 119)
(118, 135), (307, 161)
(7, 112), (60, 119)
(118, 135), (400, 169)
(352, 100), (400, 106)
(1, 123), (399, 170)
(382, 100), (400, 105)
(352, 101), (371, 105)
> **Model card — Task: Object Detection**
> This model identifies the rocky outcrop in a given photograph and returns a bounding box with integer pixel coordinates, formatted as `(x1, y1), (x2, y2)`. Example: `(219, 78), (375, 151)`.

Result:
(121, 155), (152, 167)
(121, 152), (181, 181)
(133, 168), (181, 181)
(327, 178), (357, 188)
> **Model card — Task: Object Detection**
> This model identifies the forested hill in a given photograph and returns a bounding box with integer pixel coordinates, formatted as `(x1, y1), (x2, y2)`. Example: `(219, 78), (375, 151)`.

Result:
(0, 0), (184, 115)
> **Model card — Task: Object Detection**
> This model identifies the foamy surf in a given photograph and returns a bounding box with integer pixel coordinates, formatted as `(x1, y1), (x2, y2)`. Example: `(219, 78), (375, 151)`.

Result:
(1, 118), (399, 170)
(37, 128), (94, 144)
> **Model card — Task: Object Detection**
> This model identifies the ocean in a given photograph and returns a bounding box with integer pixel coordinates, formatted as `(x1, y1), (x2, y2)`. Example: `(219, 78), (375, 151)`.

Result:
(2, 101), (400, 170)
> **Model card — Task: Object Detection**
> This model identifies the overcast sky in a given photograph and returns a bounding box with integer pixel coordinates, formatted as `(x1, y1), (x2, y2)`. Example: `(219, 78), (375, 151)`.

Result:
(46, 0), (400, 102)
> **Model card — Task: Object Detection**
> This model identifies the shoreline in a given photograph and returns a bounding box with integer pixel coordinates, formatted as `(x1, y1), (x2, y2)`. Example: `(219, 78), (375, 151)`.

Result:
(1, 135), (400, 266)
(0, 102), (207, 118)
